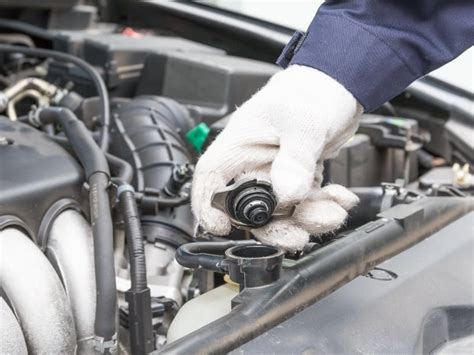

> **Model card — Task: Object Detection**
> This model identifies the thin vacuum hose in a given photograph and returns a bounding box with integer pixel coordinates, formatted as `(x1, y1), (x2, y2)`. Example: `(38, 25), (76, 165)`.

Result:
(107, 154), (134, 184)
(0, 44), (110, 151)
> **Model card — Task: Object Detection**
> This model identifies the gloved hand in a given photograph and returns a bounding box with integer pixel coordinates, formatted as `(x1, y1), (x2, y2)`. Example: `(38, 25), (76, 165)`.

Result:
(192, 65), (363, 252)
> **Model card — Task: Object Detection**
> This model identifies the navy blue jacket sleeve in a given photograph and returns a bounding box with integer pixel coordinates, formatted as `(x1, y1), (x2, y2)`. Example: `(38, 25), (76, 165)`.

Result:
(278, 0), (474, 112)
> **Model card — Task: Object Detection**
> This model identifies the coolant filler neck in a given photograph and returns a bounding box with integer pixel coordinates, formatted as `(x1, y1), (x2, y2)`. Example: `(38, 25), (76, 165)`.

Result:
(211, 178), (294, 229)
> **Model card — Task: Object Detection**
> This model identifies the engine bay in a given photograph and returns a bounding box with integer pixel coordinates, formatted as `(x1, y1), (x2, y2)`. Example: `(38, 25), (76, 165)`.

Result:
(0, 4), (473, 354)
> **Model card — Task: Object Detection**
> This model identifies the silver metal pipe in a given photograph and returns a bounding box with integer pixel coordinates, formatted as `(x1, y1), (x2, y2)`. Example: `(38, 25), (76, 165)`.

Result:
(2, 77), (57, 101)
(46, 210), (97, 354)
(0, 228), (76, 354)
(0, 297), (28, 355)
(0, 77), (60, 120)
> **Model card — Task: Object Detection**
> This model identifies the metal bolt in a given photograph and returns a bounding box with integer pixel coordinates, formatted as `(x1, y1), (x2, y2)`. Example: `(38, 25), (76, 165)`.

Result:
(0, 136), (11, 146)
(452, 163), (472, 187)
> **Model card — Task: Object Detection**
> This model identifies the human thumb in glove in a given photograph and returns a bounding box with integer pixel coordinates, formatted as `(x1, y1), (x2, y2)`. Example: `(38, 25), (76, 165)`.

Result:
(192, 65), (363, 252)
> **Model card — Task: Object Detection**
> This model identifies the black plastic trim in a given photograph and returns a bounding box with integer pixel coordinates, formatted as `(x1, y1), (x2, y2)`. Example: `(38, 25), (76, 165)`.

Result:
(160, 196), (474, 354)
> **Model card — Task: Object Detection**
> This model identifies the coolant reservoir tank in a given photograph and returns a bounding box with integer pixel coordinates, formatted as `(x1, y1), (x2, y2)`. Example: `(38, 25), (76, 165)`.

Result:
(167, 283), (238, 343)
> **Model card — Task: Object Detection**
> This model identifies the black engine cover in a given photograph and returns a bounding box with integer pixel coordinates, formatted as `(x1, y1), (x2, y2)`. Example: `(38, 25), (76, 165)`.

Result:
(0, 117), (84, 244)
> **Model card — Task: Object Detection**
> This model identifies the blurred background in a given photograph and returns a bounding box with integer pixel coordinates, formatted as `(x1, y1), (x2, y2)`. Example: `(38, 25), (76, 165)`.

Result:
(194, 0), (474, 93)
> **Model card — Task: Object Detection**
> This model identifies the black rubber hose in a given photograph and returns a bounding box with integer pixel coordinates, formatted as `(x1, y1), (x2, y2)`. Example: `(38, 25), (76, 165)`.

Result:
(34, 107), (117, 347)
(0, 44), (110, 151)
(137, 192), (190, 209)
(117, 185), (147, 291)
(117, 183), (154, 355)
(175, 240), (257, 272)
(88, 172), (117, 343)
(0, 19), (56, 41)
(48, 135), (133, 183)
(107, 154), (133, 184)
(36, 107), (108, 178)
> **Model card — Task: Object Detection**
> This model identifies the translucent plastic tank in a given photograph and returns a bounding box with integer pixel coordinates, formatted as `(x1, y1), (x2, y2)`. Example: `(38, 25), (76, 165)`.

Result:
(167, 283), (239, 343)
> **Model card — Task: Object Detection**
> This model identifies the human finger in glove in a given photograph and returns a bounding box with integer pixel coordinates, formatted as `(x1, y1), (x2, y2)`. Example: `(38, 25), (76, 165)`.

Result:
(192, 65), (363, 252)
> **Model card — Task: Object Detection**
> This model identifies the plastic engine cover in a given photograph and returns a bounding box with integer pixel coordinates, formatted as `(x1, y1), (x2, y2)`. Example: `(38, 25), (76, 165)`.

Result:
(0, 117), (84, 242)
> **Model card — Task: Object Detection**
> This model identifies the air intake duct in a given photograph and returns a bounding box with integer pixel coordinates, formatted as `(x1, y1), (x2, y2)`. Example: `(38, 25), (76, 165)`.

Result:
(110, 96), (195, 245)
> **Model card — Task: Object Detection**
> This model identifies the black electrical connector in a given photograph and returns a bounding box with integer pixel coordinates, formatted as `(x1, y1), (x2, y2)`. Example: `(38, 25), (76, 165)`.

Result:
(163, 164), (193, 197)
(125, 289), (154, 355)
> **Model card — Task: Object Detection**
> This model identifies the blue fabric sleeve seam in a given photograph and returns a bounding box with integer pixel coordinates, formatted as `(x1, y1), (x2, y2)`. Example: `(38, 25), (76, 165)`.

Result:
(316, 13), (420, 78)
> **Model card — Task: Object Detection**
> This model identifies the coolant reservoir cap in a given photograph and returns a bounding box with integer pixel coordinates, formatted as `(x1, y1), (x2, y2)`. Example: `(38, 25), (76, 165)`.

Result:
(231, 182), (276, 227)
(211, 178), (295, 229)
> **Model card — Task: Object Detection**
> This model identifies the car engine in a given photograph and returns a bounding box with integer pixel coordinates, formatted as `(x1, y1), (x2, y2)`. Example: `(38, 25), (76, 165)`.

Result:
(0, 3), (473, 355)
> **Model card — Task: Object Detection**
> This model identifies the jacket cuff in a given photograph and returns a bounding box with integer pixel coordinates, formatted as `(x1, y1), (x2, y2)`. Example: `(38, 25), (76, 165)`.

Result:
(278, 14), (417, 112)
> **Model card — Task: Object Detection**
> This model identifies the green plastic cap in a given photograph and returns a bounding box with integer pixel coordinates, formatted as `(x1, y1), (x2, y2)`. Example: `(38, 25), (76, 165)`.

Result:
(387, 118), (407, 127)
(186, 122), (210, 153)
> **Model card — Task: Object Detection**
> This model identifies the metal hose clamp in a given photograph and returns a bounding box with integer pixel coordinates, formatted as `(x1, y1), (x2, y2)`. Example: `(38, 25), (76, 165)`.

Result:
(94, 334), (117, 354)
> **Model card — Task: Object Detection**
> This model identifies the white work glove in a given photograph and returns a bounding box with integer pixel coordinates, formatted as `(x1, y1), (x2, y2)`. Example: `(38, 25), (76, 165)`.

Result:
(192, 65), (363, 252)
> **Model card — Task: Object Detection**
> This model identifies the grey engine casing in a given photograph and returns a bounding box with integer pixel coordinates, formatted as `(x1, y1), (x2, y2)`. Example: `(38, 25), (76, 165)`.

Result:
(0, 117), (96, 354)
